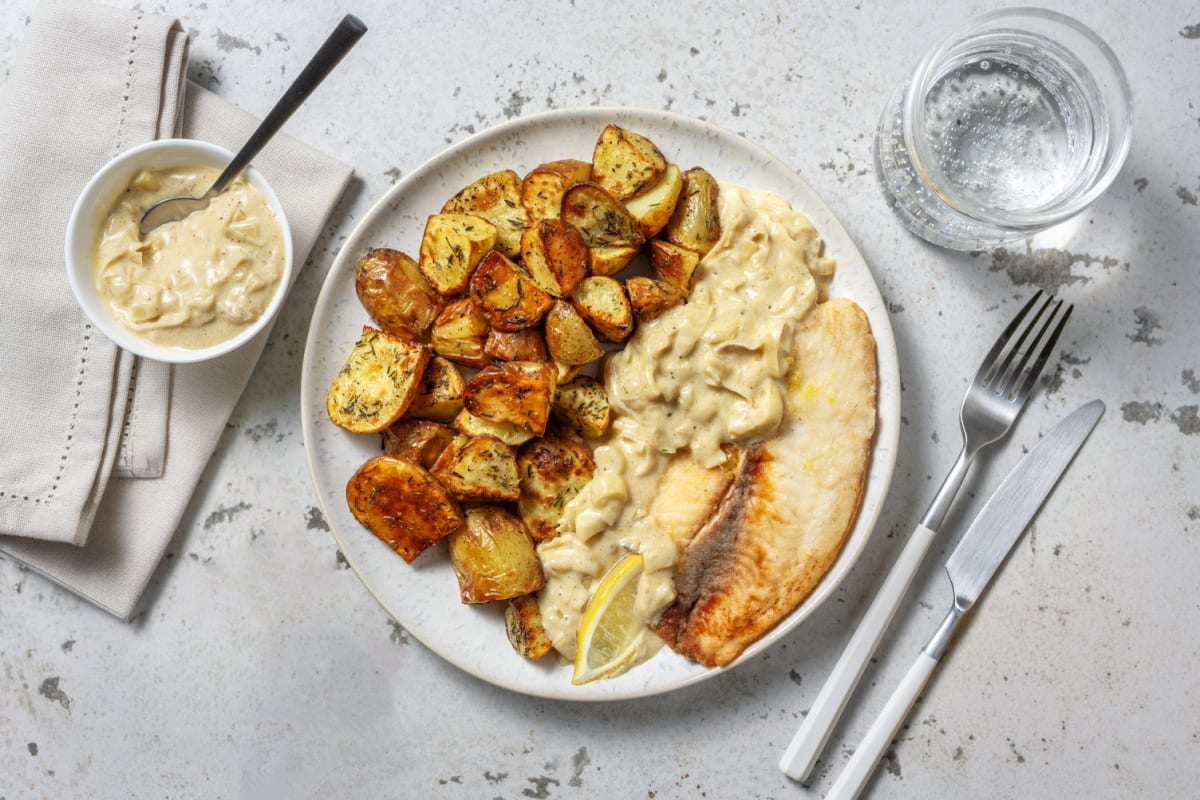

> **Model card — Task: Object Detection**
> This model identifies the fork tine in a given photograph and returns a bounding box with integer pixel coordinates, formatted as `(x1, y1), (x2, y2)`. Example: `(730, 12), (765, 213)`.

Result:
(996, 296), (1061, 398)
(975, 290), (1045, 387)
(1012, 302), (1073, 404)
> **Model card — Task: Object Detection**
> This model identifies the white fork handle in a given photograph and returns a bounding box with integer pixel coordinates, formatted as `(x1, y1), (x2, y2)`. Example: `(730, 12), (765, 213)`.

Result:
(779, 522), (938, 781)
(826, 651), (939, 800)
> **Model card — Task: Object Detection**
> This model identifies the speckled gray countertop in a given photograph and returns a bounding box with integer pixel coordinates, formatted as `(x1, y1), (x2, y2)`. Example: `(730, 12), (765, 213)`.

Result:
(2, 1), (1198, 798)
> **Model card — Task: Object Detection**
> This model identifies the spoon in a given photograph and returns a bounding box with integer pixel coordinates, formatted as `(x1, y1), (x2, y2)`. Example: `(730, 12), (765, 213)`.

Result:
(139, 14), (367, 237)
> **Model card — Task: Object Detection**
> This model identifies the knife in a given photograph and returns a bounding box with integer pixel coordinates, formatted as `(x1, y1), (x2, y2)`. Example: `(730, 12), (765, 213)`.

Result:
(825, 399), (1104, 800)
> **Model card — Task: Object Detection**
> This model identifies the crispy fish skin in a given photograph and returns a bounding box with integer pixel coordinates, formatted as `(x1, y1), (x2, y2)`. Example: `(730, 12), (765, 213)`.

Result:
(653, 298), (877, 667)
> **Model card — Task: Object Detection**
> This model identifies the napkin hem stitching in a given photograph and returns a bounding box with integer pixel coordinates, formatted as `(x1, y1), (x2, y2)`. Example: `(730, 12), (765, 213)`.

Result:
(113, 14), (144, 155)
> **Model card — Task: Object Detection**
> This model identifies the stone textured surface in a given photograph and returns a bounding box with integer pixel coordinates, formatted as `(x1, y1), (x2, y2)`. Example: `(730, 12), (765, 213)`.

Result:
(2, 1), (1198, 797)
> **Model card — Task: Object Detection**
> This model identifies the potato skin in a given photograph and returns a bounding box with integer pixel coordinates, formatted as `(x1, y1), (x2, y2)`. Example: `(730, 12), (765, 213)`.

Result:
(517, 434), (596, 542)
(464, 360), (557, 435)
(485, 327), (548, 363)
(664, 167), (721, 255)
(469, 250), (554, 332)
(354, 248), (444, 339)
(520, 218), (589, 297)
(544, 299), (605, 366)
(505, 594), (554, 660)
(382, 418), (457, 469)
(449, 506), (544, 603)
(625, 276), (686, 322)
(346, 455), (463, 563)
(430, 296), (491, 369)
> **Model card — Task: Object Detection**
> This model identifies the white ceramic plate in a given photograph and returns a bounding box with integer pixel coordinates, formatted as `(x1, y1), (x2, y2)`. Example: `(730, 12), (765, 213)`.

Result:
(301, 107), (901, 701)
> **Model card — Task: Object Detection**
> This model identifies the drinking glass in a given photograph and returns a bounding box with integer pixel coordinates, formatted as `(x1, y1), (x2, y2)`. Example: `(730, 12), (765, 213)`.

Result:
(874, 7), (1133, 250)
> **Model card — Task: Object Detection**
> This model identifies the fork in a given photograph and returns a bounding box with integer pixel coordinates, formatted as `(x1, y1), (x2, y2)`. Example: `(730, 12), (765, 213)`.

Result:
(779, 290), (1072, 783)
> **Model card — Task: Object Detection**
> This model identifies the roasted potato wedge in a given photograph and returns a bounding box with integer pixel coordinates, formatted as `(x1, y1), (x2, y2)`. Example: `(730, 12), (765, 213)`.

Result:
(405, 355), (465, 424)
(570, 275), (633, 342)
(454, 408), (537, 446)
(519, 218), (589, 297)
(346, 455), (463, 563)
(505, 593), (554, 660)
(354, 248), (444, 339)
(552, 375), (611, 438)
(520, 159), (592, 224)
(587, 243), (641, 277)
(553, 360), (583, 385)
(382, 418), (457, 470)
(485, 327), (548, 363)
(648, 238), (701, 295)
(544, 299), (605, 366)
(417, 212), (498, 296)
(469, 250), (553, 332)
(626, 276), (686, 322)
(441, 169), (528, 258)
(591, 123), (667, 200)
(448, 506), (544, 603)
(561, 182), (645, 249)
(464, 360), (557, 435)
(327, 326), (431, 433)
(431, 434), (521, 502)
(664, 166), (721, 255)
(516, 434), (597, 542)
(625, 163), (683, 238)
(430, 296), (490, 369)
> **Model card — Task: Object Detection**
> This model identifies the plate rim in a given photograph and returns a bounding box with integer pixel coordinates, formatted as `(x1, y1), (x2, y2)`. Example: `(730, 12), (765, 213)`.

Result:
(300, 105), (901, 701)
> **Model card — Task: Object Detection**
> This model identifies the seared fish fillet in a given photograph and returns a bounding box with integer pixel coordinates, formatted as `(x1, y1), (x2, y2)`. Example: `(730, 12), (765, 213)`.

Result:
(653, 297), (877, 667)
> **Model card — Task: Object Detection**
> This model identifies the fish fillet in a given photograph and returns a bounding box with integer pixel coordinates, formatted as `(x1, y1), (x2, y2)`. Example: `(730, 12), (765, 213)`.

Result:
(653, 297), (877, 667)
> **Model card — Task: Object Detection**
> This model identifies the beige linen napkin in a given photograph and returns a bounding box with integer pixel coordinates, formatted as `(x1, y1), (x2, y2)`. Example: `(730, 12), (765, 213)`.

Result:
(0, 0), (188, 545)
(0, 2), (354, 619)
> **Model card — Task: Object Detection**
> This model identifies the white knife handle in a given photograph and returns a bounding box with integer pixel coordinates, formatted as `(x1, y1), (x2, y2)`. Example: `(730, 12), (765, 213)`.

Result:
(779, 522), (938, 781)
(826, 651), (940, 800)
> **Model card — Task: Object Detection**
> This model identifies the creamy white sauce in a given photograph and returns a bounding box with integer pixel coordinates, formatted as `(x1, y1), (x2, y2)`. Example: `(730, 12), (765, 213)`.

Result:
(94, 166), (286, 350)
(537, 184), (836, 665)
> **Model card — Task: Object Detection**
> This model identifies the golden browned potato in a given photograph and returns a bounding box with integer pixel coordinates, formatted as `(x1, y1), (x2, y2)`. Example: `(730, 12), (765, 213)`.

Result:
(505, 594), (554, 660)
(441, 169), (529, 257)
(625, 163), (683, 238)
(430, 434), (521, 502)
(382, 418), (457, 470)
(454, 408), (536, 446)
(519, 218), (589, 297)
(417, 213), (498, 295)
(464, 360), (557, 435)
(484, 327), (548, 363)
(448, 506), (544, 603)
(552, 375), (611, 438)
(544, 299), (605, 366)
(516, 434), (596, 542)
(591, 124), (667, 200)
(327, 326), (431, 433)
(430, 296), (491, 369)
(354, 248), (444, 339)
(405, 355), (465, 423)
(520, 158), (592, 224)
(648, 238), (701, 295)
(625, 276), (686, 322)
(346, 454), (463, 563)
(664, 167), (721, 255)
(468, 250), (554, 332)
(561, 182), (646, 249)
(553, 360), (582, 385)
(587, 243), (641, 277)
(570, 275), (634, 342)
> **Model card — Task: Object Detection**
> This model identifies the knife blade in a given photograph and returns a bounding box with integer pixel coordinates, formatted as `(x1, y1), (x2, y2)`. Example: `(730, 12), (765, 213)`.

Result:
(825, 399), (1105, 800)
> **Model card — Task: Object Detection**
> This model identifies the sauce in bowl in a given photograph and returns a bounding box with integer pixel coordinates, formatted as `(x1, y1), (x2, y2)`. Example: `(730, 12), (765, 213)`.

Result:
(93, 166), (286, 350)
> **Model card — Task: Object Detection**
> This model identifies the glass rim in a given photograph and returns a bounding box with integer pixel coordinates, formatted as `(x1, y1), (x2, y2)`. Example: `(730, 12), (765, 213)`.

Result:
(901, 6), (1133, 230)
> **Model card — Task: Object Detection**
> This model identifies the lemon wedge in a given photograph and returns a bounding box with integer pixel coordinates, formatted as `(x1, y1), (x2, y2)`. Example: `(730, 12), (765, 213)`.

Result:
(572, 552), (645, 685)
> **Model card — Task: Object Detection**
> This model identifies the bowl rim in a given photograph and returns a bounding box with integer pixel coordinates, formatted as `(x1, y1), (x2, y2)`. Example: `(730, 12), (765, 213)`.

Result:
(64, 137), (295, 364)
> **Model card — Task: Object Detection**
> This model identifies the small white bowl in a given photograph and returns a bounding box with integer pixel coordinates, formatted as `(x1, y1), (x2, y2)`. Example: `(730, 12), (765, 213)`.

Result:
(65, 138), (294, 364)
